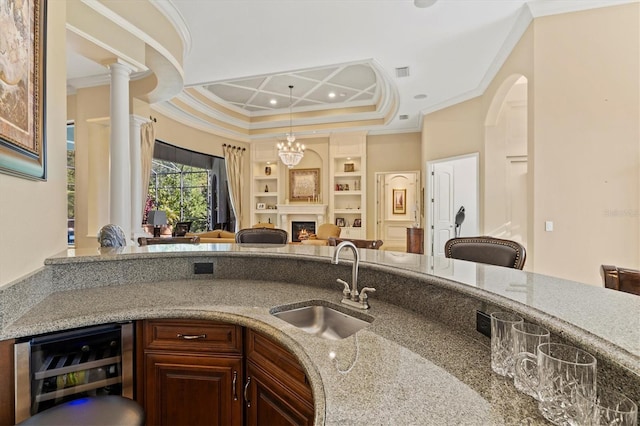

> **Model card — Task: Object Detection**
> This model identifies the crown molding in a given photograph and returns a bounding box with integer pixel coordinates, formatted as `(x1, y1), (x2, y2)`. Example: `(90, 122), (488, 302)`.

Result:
(152, 0), (193, 58)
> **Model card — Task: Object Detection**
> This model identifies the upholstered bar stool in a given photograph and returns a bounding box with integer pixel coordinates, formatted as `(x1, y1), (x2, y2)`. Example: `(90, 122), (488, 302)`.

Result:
(18, 396), (144, 426)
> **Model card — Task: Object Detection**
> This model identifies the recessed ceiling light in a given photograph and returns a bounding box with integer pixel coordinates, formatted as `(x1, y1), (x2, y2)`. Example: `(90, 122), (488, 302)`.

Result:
(269, 99), (277, 105)
(328, 92), (336, 98)
(414, 0), (437, 8)
(414, 94), (428, 99)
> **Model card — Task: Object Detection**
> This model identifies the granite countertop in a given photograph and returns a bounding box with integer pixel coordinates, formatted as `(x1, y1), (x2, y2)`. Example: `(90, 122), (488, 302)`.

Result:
(5, 279), (543, 425)
(3, 244), (639, 425)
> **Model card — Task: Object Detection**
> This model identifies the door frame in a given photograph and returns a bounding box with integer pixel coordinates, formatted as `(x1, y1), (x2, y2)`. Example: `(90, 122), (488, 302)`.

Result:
(374, 171), (420, 245)
(426, 153), (479, 256)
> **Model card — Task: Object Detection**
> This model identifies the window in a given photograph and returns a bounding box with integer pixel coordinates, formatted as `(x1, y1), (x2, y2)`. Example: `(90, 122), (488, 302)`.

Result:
(147, 141), (233, 232)
(148, 161), (210, 232)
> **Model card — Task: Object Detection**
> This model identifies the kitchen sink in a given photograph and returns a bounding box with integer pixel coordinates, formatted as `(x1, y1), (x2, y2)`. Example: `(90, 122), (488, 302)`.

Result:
(271, 302), (373, 340)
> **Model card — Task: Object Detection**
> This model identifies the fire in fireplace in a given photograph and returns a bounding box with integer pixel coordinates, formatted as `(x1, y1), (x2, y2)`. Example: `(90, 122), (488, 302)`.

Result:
(291, 221), (316, 242)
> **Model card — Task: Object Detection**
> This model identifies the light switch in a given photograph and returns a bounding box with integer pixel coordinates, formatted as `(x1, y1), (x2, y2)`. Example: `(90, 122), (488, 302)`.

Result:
(545, 221), (554, 232)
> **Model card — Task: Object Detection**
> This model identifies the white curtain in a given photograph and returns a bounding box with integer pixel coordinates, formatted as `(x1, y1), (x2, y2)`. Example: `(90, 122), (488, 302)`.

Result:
(223, 144), (245, 231)
(140, 122), (155, 218)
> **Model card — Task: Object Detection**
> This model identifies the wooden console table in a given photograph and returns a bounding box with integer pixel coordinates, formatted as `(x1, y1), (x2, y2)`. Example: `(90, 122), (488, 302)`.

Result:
(138, 236), (200, 246)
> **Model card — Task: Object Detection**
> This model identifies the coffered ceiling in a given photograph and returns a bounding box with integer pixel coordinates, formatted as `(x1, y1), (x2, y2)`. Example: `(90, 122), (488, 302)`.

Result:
(66, 0), (637, 141)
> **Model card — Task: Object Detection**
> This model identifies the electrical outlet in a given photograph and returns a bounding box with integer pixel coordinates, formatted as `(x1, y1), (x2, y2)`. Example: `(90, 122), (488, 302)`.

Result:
(194, 262), (214, 275)
(476, 310), (491, 337)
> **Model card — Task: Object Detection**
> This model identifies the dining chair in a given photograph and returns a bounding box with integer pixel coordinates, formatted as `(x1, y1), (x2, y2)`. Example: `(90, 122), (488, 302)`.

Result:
(235, 228), (288, 244)
(444, 236), (526, 269)
(601, 265), (640, 296)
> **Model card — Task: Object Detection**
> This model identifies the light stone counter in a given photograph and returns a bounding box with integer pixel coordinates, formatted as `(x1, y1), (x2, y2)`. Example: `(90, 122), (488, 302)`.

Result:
(1, 244), (638, 425)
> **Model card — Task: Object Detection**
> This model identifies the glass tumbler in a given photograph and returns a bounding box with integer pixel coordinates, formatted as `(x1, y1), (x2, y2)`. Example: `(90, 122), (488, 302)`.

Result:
(512, 322), (550, 399)
(515, 343), (597, 425)
(575, 390), (638, 426)
(490, 311), (524, 377)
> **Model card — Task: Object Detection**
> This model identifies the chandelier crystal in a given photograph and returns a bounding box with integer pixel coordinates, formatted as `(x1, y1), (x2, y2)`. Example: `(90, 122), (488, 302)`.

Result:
(278, 85), (305, 168)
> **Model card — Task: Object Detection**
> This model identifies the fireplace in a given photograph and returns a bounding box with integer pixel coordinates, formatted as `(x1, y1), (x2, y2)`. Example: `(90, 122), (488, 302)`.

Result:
(291, 221), (316, 242)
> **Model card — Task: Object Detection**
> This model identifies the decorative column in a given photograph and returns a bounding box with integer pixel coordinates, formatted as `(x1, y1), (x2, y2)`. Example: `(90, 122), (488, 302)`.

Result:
(130, 115), (148, 240)
(107, 60), (134, 238)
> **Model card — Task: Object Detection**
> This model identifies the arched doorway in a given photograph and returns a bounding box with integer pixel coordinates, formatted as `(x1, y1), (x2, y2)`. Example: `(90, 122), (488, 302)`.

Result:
(484, 75), (529, 263)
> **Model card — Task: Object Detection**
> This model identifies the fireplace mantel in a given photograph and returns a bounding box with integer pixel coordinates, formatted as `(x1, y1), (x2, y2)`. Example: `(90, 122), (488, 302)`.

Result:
(277, 204), (327, 215)
(277, 204), (328, 242)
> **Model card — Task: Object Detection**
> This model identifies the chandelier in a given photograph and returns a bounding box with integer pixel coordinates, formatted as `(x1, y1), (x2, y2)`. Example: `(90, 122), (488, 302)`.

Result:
(277, 85), (305, 168)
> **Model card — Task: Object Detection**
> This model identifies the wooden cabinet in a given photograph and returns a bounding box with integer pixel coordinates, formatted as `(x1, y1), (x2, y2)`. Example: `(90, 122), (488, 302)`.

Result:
(140, 319), (244, 426)
(139, 320), (314, 426)
(245, 329), (314, 426)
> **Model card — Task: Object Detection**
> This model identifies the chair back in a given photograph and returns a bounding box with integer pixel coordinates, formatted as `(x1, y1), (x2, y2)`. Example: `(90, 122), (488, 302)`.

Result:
(328, 237), (383, 250)
(444, 236), (526, 269)
(315, 223), (341, 240)
(252, 222), (275, 229)
(235, 228), (288, 244)
(601, 265), (640, 296)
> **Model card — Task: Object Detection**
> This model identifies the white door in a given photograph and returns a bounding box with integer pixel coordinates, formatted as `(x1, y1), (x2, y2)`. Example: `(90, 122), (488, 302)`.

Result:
(432, 163), (454, 256)
(375, 171), (420, 251)
(427, 153), (479, 257)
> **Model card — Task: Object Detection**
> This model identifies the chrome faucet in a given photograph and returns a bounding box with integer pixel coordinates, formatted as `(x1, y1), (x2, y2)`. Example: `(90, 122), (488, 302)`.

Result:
(331, 241), (375, 309)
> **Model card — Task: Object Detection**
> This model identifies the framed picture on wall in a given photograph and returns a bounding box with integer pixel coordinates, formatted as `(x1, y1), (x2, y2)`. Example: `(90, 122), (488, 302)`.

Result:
(0, 0), (47, 180)
(393, 188), (406, 214)
(289, 168), (320, 201)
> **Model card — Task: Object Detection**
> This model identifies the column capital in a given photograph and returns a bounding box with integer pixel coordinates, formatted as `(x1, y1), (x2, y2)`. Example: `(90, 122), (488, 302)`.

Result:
(103, 58), (137, 75)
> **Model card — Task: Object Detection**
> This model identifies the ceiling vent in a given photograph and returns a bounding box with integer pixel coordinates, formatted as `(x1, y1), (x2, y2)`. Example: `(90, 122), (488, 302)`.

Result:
(395, 67), (410, 78)
(399, 114), (410, 120)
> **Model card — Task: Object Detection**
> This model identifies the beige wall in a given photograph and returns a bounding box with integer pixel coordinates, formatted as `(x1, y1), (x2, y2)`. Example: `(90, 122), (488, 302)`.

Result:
(367, 133), (421, 237)
(421, 3), (639, 285)
(0, 4), (68, 287)
(531, 4), (639, 284)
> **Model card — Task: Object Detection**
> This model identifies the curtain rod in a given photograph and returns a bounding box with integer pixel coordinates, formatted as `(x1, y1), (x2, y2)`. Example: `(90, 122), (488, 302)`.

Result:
(223, 144), (246, 151)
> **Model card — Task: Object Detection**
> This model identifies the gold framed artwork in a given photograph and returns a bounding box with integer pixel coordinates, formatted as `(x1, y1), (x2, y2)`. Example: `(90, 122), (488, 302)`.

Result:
(289, 168), (320, 201)
(0, 0), (47, 180)
(343, 162), (355, 172)
(393, 188), (406, 214)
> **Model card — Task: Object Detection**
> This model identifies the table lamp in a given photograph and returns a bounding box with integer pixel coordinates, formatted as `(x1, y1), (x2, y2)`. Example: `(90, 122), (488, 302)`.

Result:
(147, 210), (167, 237)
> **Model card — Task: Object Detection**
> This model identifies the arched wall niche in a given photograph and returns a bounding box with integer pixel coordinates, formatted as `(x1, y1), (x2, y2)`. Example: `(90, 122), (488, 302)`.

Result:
(484, 74), (530, 267)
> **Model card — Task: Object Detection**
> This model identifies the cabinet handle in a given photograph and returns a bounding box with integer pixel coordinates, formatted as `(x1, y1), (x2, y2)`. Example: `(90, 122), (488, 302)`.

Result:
(176, 333), (207, 340)
(243, 377), (251, 407)
(232, 371), (238, 401)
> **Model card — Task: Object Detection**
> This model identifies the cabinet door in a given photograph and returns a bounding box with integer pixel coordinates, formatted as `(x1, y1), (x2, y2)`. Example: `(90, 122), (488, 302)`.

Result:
(245, 362), (314, 426)
(145, 353), (243, 426)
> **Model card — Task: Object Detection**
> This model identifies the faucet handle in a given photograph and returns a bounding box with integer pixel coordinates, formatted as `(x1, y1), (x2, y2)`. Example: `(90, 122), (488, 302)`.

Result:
(360, 287), (376, 299)
(337, 279), (351, 298)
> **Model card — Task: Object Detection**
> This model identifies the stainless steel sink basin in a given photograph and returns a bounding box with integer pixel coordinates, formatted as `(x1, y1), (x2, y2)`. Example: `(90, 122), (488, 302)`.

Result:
(271, 303), (373, 340)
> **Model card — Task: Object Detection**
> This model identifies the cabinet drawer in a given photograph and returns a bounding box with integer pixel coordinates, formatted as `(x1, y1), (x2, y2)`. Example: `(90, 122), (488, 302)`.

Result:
(144, 319), (242, 355)
(246, 330), (312, 401)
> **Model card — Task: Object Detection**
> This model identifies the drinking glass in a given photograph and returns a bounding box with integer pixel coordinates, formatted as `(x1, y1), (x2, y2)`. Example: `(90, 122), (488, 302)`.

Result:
(512, 322), (550, 399)
(490, 311), (524, 377)
(575, 390), (638, 426)
(515, 343), (597, 425)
